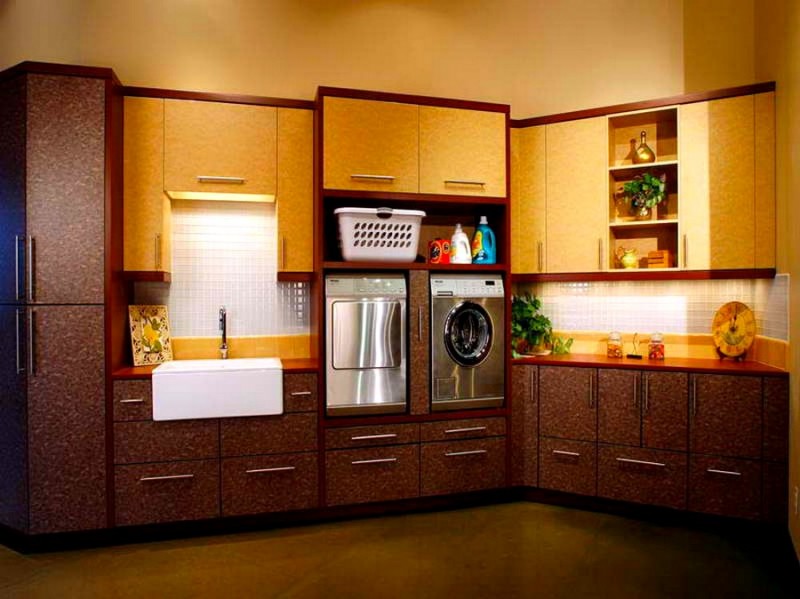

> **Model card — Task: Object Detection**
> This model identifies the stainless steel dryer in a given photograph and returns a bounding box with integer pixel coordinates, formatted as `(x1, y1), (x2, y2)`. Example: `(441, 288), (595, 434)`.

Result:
(430, 274), (505, 411)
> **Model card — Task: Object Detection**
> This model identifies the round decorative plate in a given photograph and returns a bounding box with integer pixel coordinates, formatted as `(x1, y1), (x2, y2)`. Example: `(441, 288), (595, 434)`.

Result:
(711, 301), (756, 359)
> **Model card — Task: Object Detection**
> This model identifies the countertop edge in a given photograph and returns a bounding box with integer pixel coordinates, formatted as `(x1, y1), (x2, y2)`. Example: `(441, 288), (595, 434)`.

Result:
(111, 358), (319, 380)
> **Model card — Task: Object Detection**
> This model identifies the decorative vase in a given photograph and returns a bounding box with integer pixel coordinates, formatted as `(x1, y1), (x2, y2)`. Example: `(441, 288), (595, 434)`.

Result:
(616, 247), (639, 269)
(632, 130), (656, 164)
(633, 202), (651, 220)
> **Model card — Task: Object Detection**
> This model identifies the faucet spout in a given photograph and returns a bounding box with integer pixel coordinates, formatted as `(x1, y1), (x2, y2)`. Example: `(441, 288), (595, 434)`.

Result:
(219, 306), (228, 359)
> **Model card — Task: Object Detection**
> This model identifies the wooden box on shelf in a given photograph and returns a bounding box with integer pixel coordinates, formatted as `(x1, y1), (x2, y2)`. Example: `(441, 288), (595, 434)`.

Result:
(647, 250), (671, 268)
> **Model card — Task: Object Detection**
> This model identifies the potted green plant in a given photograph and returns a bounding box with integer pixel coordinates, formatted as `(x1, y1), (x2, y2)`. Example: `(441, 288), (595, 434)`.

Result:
(511, 292), (553, 355)
(621, 172), (666, 219)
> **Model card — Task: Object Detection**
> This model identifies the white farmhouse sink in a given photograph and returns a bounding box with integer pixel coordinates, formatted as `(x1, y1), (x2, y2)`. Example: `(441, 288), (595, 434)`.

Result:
(152, 358), (283, 421)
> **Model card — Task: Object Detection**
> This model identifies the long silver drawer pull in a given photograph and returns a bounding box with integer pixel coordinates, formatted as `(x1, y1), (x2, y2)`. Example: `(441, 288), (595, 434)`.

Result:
(444, 426), (487, 434)
(27, 236), (35, 302)
(290, 391), (312, 397)
(140, 474), (195, 482)
(197, 175), (245, 184)
(352, 458), (397, 465)
(246, 466), (296, 474)
(15, 309), (24, 375)
(616, 457), (666, 468)
(707, 469), (742, 477)
(14, 235), (23, 300)
(552, 450), (580, 457)
(28, 309), (35, 376)
(643, 374), (649, 415)
(350, 174), (395, 181)
(120, 398), (145, 404)
(446, 450), (488, 457)
(444, 179), (485, 186)
(350, 433), (398, 441)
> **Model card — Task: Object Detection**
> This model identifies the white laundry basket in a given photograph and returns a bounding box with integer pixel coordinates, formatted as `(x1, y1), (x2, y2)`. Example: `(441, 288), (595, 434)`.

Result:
(335, 207), (426, 262)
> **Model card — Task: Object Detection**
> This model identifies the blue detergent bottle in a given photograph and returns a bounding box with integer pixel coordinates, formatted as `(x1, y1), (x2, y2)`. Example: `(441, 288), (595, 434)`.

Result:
(471, 216), (496, 264)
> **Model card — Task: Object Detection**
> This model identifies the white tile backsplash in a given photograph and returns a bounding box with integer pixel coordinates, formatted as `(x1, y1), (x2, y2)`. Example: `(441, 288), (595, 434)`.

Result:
(520, 274), (789, 340)
(134, 200), (309, 337)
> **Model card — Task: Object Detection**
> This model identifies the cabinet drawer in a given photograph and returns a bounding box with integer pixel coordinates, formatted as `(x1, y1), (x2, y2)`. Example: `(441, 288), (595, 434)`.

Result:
(113, 380), (152, 422)
(421, 417), (506, 442)
(221, 452), (319, 517)
(689, 455), (761, 520)
(114, 420), (219, 464)
(221, 413), (317, 457)
(325, 423), (420, 449)
(539, 437), (597, 496)
(420, 437), (506, 496)
(284, 373), (318, 413)
(763, 377), (789, 462)
(597, 445), (687, 510)
(325, 444), (419, 506)
(763, 460), (788, 523)
(115, 459), (219, 527)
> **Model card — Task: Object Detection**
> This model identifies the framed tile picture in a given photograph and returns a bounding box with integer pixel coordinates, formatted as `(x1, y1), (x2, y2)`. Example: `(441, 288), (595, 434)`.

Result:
(129, 305), (173, 366)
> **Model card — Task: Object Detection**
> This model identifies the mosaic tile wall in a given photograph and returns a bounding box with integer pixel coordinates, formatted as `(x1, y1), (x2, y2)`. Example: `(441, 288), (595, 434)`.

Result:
(135, 200), (309, 337)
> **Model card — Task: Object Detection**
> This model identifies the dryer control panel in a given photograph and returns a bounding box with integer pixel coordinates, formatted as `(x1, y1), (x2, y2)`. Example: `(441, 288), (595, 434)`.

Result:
(430, 275), (504, 298)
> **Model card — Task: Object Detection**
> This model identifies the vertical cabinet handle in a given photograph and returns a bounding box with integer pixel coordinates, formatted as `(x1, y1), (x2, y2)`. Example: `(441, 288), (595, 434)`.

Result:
(418, 306), (423, 341)
(588, 371), (594, 408)
(598, 238), (603, 270)
(27, 308), (35, 377)
(633, 375), (638, 409)
(154, 234), (162, 270)
(281, 236), (287, 270)
(537, 241), (543, 272)
(691, 377), (697, 417)
(26, 236), (35, 302)
(643, 373), (649, 415)
(14, 235), (25, 301)
(682, 234), (688, 268)
(15, 309), (24, 375)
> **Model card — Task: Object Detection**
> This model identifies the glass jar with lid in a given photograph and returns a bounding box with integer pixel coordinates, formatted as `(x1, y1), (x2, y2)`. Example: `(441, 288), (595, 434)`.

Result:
(607, 331), (623, 358)
(648, 332), (665, 360)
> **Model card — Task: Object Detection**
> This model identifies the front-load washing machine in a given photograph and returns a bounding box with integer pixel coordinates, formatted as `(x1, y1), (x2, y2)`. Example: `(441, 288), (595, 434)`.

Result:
(430, 274), (505, 411)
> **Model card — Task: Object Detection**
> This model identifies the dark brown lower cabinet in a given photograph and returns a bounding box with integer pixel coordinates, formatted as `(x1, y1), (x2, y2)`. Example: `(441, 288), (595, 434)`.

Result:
(114, 419), (220, 464)
(221, 413), (317, 457)
(325, 444), (419, 506)
(421, 437), (506, 496)
(539, 437), (596, 496)
(598, 445), (687, 510)
(115, 459), (220, 527)
(511, 365), (537, 487)
(222, 452), (319, 516)
(689, 455), (762, 520)
(283, 373), (318, 413)
(762, 460), (789, 523)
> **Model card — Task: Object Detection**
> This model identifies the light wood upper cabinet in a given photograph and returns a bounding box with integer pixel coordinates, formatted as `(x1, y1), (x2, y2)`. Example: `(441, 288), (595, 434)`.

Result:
(679, 94), (773, 270)
(164, 100), (277, 197)
(511, 126), (546, 273)
(419, 106), (506, 197)
(123, 97), (171, 272)
(323, 97), (419, 193)
(545, 117), (607, 273)
(276, 108), (313, 273)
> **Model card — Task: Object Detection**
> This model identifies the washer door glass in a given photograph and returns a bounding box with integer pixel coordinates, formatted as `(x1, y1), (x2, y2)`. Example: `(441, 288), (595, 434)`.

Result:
(444, 301), (493, 367)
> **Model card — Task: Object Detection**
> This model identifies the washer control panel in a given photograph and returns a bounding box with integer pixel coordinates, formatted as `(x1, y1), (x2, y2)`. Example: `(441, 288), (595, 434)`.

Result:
(430, 275), (504, 298)
(326, 275), (406, 297)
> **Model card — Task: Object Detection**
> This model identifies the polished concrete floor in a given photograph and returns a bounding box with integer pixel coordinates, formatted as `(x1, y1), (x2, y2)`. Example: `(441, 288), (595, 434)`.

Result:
(1, 502), (798, 598)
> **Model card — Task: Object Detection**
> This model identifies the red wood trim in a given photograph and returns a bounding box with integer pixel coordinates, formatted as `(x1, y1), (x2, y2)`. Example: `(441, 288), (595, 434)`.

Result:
(512, 353), (787, 376)
(122, 270), (172, 283)
(510, 81), (776, 128)
(323, 261), (507, 271)
(281, 358), (320, 373)
(0, 61), (118, 83)
(322, 188), (508, 205)
(122, 86), (315, 109)
(277, 271), (315, 283)
(511, 268), (777, 283)
(323, 407), (509, 428)
(318, 86), (510, 114)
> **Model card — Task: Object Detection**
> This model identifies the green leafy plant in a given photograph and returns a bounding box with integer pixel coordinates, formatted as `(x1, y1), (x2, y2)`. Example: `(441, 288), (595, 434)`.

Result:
(511, 292), (552, 355)
(551, 335), (574, 355)
(622, 172), (667, 209)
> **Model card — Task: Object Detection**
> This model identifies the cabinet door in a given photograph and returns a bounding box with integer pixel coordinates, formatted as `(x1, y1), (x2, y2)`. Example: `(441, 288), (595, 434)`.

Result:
(754, 92), (776, 269)
(545, 117), (607, 273)
(642, 371), (688, 451)
(26, 75), (105, 304)
(323, 97), (419, 193)
(510, 365), (537, 487)
(0, 75), (27, 304)
(511, 126), (546, 273)
(0, 306), (27, 531)
(164, 100), (277, 196)
(27, 305), (106, 534)
(762, 377), (789, 462)
(689, 374), (761, 459)
(680, 96), (755, 269)
(276, 108), (313, 273)
(597, 369), (640, 447)
(408, 271), (430, 415)
(325, 444), (419, 506)
(539, 366), (596, 441)
(419, 106), (506, 197)
(123, 97), (171, 272)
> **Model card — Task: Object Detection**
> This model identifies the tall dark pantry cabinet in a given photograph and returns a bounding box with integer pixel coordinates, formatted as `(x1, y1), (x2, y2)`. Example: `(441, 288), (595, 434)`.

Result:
(0, 66), (115, 535)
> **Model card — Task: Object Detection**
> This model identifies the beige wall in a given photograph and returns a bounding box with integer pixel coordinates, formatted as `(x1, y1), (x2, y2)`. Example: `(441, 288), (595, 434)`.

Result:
(0, 0), (685, 118)
(755, 0), (800, 562)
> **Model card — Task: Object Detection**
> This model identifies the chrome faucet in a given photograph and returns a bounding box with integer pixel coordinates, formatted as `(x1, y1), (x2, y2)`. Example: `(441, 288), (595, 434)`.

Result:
(219, 306), (228, 359)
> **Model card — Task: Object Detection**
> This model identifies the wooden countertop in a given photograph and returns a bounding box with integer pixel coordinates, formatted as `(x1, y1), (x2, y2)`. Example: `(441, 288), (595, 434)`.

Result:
(512, 353), (787, 376)
(112, 358), (319, 380)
